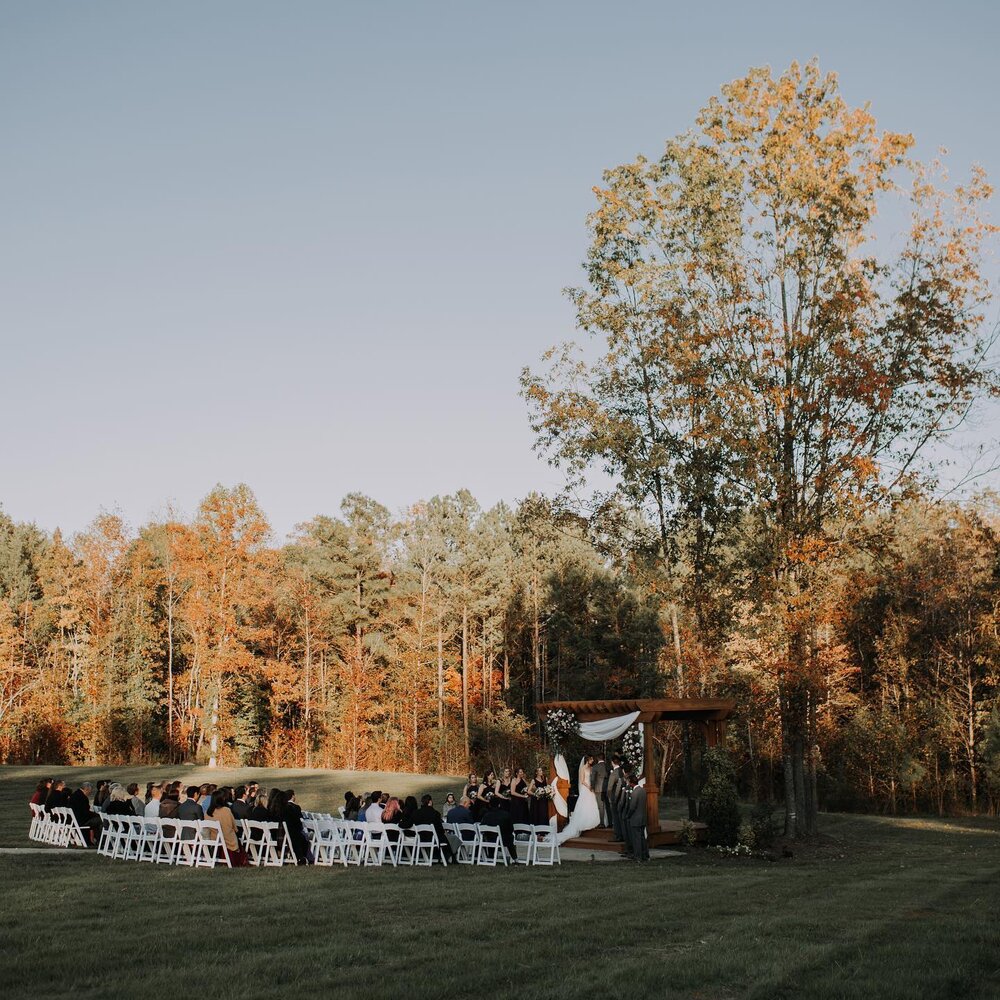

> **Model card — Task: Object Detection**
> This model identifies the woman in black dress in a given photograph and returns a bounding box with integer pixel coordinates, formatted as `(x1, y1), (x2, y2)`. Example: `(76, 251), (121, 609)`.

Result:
(510, 767), (531, 825)
(495, 768), (513, 812)
(527, 767), (550, 826)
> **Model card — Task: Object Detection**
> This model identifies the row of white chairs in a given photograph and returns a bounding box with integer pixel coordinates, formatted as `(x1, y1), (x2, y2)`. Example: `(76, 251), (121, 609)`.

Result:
(302, 814), (560, 867)
(29, 803), (89, 848)
(97, 814), (235, 867)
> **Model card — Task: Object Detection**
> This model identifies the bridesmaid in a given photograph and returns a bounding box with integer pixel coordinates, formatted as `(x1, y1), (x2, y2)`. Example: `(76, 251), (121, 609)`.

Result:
(527, 767), (550, 826)
(510, 767), (530, 825)
(480, 770), (497, 806)
(495, 768), (513, 812)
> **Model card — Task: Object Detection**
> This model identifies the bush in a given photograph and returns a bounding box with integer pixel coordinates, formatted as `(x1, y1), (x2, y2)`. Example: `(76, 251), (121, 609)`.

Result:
(750, 800), (777, 848)
(701, 747), (741, 847)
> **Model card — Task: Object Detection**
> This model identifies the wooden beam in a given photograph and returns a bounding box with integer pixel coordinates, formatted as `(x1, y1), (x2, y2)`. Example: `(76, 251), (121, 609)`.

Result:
(643, 722), (659, 836)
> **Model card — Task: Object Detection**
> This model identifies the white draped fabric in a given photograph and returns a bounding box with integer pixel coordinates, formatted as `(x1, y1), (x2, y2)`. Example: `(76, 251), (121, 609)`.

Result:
(551, 753), (570, 818)
(577, 710), (641, 743)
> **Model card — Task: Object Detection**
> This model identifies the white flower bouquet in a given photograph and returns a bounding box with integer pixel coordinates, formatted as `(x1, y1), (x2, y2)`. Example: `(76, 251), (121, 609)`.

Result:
(543, 708), (580, 755)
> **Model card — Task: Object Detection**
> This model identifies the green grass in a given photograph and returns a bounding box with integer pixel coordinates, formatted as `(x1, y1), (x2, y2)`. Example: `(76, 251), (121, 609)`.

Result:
(2, 767), (998, 1000)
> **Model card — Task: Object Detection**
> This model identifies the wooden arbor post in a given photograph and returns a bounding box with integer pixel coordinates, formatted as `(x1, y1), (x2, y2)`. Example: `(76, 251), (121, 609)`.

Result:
(642, 717), (659, 836)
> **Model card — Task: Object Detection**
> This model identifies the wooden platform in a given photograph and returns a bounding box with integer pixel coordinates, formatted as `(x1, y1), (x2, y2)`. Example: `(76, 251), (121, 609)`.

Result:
(561, 820), (705, 853)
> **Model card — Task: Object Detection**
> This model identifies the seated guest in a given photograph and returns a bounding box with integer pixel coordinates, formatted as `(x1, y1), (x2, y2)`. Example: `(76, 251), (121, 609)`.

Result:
(412, 794), (455, 864)
(281, 789), (312, 865)
(441, 792), (457, 820)
(447, 795), (475, 828)
(30, 778), (52, 807)
(395, 796), (418, 828)
(231, 785), (251, 821)
(44, 779), (67, 813)
(106, 784), (135, 815)
(381, 797), (403, 825)
(344, 795), (361, 821)
(144, 783), (163, 818)
(68, 782), (102, 846)
(144, 781), (156, 804)
(204, 789), (247, 866)
(478, 802), (518, 862)
(249, 789), (270, 823)
(126, 783), (145, 817)
(364, 791), (384, 824)
(198, 783), (213, 807)
(93, 780), (110, 812)
(246, 782), (260, 807)
(177, 785), (204, 821)
(159, 781), (181, 819)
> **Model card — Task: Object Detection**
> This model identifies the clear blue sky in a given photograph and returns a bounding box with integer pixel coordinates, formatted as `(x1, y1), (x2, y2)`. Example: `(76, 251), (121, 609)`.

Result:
(2, 1), (997, 539)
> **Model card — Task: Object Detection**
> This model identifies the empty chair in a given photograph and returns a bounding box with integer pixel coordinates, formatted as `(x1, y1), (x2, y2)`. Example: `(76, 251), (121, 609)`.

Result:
(531, 825), (560, 865)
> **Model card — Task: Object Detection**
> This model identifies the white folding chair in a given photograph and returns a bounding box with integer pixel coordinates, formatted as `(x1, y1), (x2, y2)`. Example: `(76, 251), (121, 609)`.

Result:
(532, 825), (561, 865)
(53, 807), (88, 848)
(513, 824), (537, 865)
(411, 824), (444, 866)
(29, 803), (43, 841)
(374, 824), (404, 866)
(313, 818), (347, 866)
(448, 823), (480, 864)
(340, 821), (366, 866)
(476, 824), (509, 866)
(157, 818), (183, 863)
(196, 820), (232, 868)
(97, 815), (114, 855)
(173, 820), (201, 866)
(138, 817), (161, 862)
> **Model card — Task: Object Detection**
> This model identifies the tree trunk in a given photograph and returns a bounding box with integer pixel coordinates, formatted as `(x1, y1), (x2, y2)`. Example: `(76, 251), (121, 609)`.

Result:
(462, 604), (470, 766)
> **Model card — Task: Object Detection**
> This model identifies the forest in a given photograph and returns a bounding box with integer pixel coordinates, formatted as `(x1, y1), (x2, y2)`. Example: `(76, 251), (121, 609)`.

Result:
(3, 61), (1000, 827)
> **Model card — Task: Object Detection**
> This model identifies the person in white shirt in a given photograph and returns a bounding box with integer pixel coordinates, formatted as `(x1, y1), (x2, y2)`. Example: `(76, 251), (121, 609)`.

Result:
(364, 791), (385, 823)
(144, 783), (163, 818)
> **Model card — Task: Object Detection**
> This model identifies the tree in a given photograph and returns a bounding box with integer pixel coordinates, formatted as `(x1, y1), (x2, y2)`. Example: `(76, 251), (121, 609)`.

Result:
(523, 60), (998, 836)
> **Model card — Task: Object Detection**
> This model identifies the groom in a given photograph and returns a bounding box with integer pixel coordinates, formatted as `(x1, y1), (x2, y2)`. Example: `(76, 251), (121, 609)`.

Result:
(590, 754), (609, 828)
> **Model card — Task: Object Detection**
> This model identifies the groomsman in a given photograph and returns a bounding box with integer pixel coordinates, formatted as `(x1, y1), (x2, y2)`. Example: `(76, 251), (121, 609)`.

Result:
(590, 755), (609, 827)
(607, 754), (625, 841)
(625, 776), (649, 862)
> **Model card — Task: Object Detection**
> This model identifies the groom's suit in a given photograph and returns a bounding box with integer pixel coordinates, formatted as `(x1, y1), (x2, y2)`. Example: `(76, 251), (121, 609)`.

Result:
(590, 759), (609, 827)
(607, 765), (625, 841)
(624, 784), (648, 861)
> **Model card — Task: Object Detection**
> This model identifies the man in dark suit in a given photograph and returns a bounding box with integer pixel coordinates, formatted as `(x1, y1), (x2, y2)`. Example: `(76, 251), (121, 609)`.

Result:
(231, 785), (251, 821)
(68, 782), (101, 847)
(607, 754), (625, 841)
(177, 786), (204, 821)
(413, 794), (455, 864)
(624, 776), (649, 862)
(590, 756), (609, 827)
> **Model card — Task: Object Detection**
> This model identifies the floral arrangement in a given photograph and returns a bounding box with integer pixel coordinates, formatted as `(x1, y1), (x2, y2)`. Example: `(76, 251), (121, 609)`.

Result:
(533, 784), (554, 800)
(622, 725), (644, 772)
(543, 708), (579, 755)
(712, 843), (753, 857)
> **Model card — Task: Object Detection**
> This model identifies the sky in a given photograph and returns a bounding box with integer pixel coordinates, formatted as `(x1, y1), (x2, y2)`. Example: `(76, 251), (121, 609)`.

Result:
(2, 0), (998, 541)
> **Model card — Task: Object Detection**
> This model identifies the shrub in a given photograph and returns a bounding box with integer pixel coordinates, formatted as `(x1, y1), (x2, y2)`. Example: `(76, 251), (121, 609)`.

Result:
(701, 747), (741, 847)
(750, 800), (777, 848)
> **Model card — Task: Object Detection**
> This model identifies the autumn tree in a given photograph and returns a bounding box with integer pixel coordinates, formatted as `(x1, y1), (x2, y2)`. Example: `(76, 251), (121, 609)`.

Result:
(523, 60), (998, 836)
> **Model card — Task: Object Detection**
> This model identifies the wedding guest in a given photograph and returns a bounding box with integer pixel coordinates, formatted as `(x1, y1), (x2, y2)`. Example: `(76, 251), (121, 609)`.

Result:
(159, 782), (181, 820)
(447, 795), (475, 827)
(342, 791), (355, 817)
(126, 783), (146, 818)
(144, 783), (163, 818)
(246, 782), (260, 807)
(198, 783), (214, 807)
(231, 785), (251, 821)
(364, 791), (385, 824)
(249, 788), (270, 823)
(381, 797), (403, 824)
(68, 782), (102, 846)
(344, 795), (361, 821)
(94, 780), (110, 812)
(442, 792), (457, 820)
(510, 768), (531, 825)
(106, 784), (135, 815)
(282, 789), (312, 865)
(394, 796), (418, 828)
(205, 789), (247, 866)
(44, 779), (67, 813)
(412, 794), (454, 864)
(144, 781), (156, 804)
(178, 785), (204, 821)
(30, 779), (51, 806)
(478, 801), (517, 862)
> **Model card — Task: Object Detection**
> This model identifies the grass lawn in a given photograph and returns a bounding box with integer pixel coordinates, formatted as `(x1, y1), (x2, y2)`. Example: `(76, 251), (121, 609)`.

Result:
(1, 767), (998, 1000)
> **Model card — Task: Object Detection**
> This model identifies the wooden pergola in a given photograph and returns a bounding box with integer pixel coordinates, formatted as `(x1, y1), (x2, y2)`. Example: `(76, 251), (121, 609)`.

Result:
(536, 697), (735, 844)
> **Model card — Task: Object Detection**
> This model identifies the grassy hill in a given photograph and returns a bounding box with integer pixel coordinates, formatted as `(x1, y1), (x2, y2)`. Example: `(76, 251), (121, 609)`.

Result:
(1, 767), (998, 999)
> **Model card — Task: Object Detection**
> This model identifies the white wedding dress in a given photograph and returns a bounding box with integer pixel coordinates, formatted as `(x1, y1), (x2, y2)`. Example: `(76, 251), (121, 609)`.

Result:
(557, 757), (602, 844)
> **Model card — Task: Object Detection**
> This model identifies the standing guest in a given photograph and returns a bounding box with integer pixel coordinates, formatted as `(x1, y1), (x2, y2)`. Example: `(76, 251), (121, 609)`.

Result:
(441, 793), (457, 820)
(144, 783), (163, 818)
(126, 783), (146, 818)
(282, 790), (312, 865)
(106, 785), (135, 815)
(412, 794), (455, 864)
(495, 769), (513, 811)
(527, 768), (550, 826)
(30, 779), (52, 807)
(204, 789), (247, 866)
(231, 785), (251, 822)
(364, 791), (385, 824)
(510, 768), (531, 825)
(68, 782), (102, 846)
(178, 786), (203, 821)
(44, 780), (68, 813)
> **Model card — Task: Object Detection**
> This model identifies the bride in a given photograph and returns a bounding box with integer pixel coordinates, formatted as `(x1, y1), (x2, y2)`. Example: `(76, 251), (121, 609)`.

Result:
(557, 755), (601, 844)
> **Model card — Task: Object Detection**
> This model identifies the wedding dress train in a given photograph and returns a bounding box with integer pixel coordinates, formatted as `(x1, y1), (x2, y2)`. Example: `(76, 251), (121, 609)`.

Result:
(557, 757), (601, 844)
